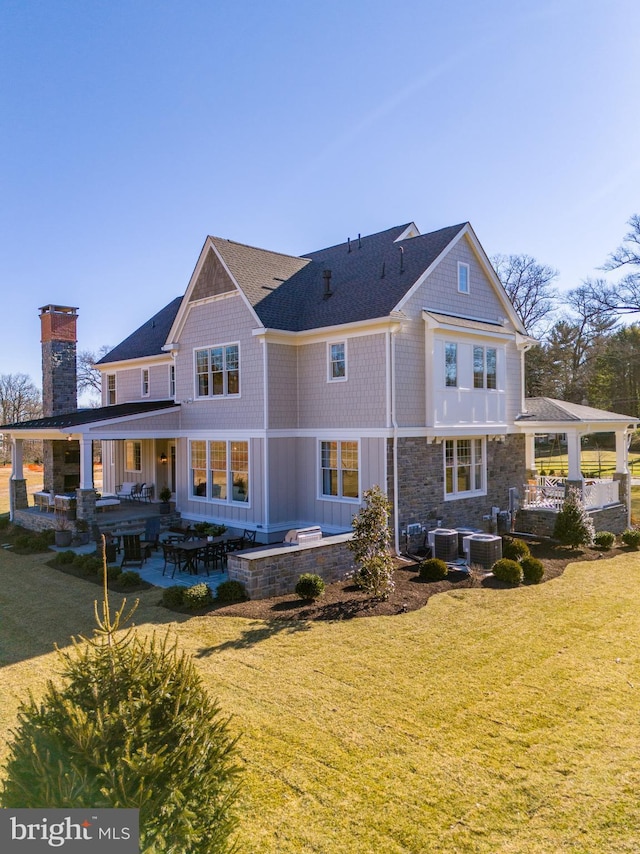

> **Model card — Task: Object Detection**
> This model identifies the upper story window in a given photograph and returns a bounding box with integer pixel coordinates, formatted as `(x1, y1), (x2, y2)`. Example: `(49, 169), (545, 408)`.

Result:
(328, 341), (347, 382)
(195, 343), (240, 398)
(320, 440), (359, 500)
(458, 262), (470, 294)
(444, 438), (485, 499)
(125, 440), (142, 473)
(141, 368), (150, 397)
(169, 363), (176, 398)
(445, 343), (458, 387)
(473, 346), (497, 389)
(106, 373), (116, 405)
(190, 439), (249, 503)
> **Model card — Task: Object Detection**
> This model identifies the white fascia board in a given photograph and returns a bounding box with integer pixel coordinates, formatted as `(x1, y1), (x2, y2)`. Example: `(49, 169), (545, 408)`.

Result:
(427, 425), (510, 439)
(253, 314), (404, 346)
(422, 311), (517, 342)
(96, 353), (170, 373)
(515, 419), (638, 434)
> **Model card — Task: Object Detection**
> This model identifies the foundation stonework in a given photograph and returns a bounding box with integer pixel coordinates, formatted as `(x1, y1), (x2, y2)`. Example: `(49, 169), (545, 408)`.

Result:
(388, 434), (526, 534)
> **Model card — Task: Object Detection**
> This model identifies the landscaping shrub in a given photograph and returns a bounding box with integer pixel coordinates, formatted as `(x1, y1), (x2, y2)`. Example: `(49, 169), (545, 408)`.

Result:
(216, 580), (249, 603)
(73, 554), (103, 574)
(105, 565), (122, 582)
(162, 586), (185, 608)
(418, 557), (448, 581)
(621, 528), (640, 549)
(521, 556), (545, 584)
(501, 537), (531, 561)
(491, 558), (523, 585)
(295, 573), (326, 600)
(182, 583), (214, 609)
(553, 487), (595, 547)
(348, 485), (395, 599)
(118, 570), (142, 588)
(594, 530), (615, 550)
(11, 532), (52, 554)
(54, 549), (76, 565)
(0, 514), (9, 530)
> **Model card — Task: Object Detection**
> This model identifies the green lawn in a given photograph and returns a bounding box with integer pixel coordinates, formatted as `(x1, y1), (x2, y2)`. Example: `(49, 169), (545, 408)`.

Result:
(2, 549), (640, 852)
(536, 448), (640, 478)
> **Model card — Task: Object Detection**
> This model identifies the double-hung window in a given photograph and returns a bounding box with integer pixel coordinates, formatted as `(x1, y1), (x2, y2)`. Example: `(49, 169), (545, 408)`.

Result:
(444, 438), (485, 498)
(125, 440), (142, 473)
(328, 341), (347, 381)
(106, 374), (116, 405)
(169, 363), (176, 398)
(190, 439), (249, 503)
(141, 368), (150, 397)
(195, 344), (240, 398)
(320, 441), (359, 500)
(473, 346), (497, 389)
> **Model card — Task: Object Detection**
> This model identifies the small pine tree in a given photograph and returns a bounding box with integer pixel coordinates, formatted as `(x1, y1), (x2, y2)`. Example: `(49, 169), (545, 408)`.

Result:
(348, 485), (395, 599)
(1, 556), (242, 853)
(553, 487), (595, 548)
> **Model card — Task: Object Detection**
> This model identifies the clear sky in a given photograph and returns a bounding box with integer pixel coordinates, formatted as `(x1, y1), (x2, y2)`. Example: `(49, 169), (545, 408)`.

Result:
(1, 0), (639, 391)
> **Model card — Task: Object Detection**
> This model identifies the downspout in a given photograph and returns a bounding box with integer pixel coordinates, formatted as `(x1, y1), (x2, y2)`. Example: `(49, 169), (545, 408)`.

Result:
(262, 337), (270, 532)
(390, 329), (400, 556)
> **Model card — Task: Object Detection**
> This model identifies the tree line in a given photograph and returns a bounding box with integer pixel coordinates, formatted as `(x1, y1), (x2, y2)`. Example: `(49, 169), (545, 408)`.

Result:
(495, 214), (640, 418)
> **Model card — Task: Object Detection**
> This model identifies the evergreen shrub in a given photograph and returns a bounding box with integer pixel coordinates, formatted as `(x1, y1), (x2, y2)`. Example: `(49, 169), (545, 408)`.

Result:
(521, 556), (544, 584)
(622, 528), (640, 549)
(502, 537), (531, 561)
(553, 487), (595, 548)
(418, 557), (448, 581)
(162, 585), (185, 608)
(593, 531), (615, 550)
(183, 583), (214, 609)
(295, 573), (326, 600)
(491, 558), (523, 585)
(216, 580), (249, 603)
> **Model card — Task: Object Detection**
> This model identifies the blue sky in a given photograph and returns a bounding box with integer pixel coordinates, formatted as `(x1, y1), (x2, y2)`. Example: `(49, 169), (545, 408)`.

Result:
(1, 0), (639, 390)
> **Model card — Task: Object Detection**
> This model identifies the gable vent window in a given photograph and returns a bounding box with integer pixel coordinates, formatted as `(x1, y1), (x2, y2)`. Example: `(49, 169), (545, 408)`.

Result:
(458, 262), (470, 294)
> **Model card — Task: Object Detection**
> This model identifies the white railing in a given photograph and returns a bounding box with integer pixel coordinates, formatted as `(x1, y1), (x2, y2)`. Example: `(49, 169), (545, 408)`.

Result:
(523, 477), (620, 511)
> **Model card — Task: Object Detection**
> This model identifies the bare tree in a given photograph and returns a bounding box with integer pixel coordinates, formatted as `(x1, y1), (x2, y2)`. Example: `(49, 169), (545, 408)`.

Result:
(77, 346), (111, 399)
(0, 373), (41, 425)
(580, 215), (640, 317)
(492, 253), (559, 336)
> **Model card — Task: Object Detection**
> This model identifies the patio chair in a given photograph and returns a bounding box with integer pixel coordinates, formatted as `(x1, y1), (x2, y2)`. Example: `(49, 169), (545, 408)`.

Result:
(121, 534), (145, 569)
(162, 542), (184, 578)
(203, 541), (226, 574)
(241, 529), (256, 549)
(116, 482), (137, 501)
(141, 516), (161, 556)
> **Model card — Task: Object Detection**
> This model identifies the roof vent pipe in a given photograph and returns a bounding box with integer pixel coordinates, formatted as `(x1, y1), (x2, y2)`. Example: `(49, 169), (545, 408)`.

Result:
(347, 237), (351, 253)
(323, 269), (333, 299)
(358, 233), (362, 249)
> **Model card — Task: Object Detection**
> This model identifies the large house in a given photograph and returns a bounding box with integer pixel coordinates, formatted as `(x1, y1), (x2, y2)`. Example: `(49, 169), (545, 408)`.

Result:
(4, 221), (638, 546)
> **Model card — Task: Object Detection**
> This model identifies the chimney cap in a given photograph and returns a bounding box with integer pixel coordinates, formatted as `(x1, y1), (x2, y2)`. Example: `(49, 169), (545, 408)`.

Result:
(39, 305), (79, 315)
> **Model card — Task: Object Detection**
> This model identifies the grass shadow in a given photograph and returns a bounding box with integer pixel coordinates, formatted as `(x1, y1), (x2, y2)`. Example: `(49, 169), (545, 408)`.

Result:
(196, 619), (312, 655)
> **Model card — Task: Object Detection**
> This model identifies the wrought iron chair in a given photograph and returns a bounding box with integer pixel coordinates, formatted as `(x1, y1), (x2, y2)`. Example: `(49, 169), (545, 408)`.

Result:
(162, 542), (184, 578)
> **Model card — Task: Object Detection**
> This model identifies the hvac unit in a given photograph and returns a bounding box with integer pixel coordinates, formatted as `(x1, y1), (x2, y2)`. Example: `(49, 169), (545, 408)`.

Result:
(455, 527), (480, 557)
(427, 528), (459, 562)
(463, 533), (502, 570)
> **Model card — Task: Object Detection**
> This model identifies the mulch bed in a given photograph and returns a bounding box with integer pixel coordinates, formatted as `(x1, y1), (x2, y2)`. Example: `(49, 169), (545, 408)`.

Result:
(209, 538), (631, 622)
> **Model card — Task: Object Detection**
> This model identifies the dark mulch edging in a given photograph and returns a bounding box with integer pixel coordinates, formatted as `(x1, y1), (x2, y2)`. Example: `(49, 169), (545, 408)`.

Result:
(204, 539), (635, 623)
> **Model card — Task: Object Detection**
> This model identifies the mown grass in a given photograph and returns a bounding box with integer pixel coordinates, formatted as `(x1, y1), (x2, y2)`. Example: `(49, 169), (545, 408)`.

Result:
(536, 448), (640, 478)
(1, 549), (640, 852)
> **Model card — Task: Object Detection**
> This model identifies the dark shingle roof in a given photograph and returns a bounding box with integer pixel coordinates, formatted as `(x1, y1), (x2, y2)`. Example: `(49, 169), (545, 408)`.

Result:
(244, 223), (467, 331)
(517, 398), (638, 424)
(1, 400), (179, 431)
(96, 297), (183, 365)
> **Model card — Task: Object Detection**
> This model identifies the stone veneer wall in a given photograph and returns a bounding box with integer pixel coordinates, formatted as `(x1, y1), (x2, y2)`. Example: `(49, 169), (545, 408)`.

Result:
(388, 434), (526, 537)
(227, 534), (353, 600)
(516, 504), (628, 537)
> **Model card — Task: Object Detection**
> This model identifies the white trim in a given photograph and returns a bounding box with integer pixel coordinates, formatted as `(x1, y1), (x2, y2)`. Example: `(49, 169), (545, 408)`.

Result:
(96, 353), (170, 373)
(189, 437), (251, 507)
(327, 340), (348, 382)
(317, 438), (361, 503)
(253, 314), (403, 346)
(443, 436), (487, 501)
(193, 341), (241, 400)
(393, 222), (420, 242)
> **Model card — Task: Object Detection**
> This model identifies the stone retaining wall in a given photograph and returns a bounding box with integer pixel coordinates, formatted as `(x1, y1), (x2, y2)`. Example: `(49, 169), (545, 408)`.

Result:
(227, 533), (354, 600)
(516, 503), (628, 538)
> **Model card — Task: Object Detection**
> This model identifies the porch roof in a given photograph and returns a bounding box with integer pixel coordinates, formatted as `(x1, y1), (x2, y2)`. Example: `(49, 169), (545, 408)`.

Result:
(1, 400), (180, 439)
(516, 398), (639, 433)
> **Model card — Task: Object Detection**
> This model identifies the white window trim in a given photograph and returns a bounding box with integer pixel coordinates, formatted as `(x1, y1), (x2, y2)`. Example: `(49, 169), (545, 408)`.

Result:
(458, 261), (470, 294)
(318, 439), (360, 503)
(473, 345), (498, 390)
(106, 373), (116, 406)
(443, 437), (486, 501)
(444, 342), (458, 388)
(327, 340), (348, 383)
(124, 440), (142, 474)
(141, 368), (150, 398)
(193, 342), (241, 400)
(169, 363), (176, 399)
(189, 439), (250, 506)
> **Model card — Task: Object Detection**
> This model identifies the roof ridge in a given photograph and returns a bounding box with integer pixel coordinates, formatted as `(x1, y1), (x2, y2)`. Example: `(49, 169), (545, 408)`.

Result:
(210, 236), (307, 263)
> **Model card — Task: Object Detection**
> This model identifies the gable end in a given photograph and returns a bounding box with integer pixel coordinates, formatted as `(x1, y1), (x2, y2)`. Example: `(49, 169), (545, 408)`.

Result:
(189, 247), (236, 302)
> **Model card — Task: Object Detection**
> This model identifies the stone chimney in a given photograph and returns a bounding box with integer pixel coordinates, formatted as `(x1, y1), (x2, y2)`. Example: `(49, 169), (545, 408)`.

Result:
(39, 305), (80, 494)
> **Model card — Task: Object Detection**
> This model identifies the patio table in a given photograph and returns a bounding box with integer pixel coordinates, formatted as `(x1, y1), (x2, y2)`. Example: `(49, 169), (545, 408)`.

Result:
(174, 538), (208, 574)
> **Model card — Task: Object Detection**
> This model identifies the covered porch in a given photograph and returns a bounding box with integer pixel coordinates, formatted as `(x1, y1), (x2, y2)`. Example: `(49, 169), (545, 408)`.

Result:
(515, 398), (639, 535)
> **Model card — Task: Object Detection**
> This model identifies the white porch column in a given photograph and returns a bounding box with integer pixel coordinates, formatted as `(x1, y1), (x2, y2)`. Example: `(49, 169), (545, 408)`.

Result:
(11, 437), (24, 480)
(79, 436), (94, 490)
(525, 434), (537, 475)
(615, 429), (629, 474)
(566, 431), (583, 481)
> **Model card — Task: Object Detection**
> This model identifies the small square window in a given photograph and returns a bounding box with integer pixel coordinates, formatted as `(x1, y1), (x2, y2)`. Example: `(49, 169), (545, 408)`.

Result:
(458, 262), (470, 294)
